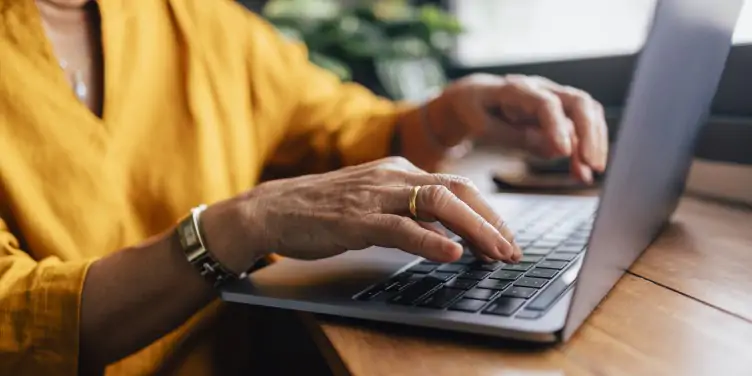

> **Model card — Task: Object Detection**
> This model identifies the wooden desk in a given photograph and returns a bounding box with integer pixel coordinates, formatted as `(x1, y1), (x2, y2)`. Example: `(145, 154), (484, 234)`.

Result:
(294, 151), (752, 375)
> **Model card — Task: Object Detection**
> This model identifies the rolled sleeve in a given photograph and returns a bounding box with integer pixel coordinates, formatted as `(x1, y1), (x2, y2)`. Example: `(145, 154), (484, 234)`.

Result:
(0, 223), (94, 376)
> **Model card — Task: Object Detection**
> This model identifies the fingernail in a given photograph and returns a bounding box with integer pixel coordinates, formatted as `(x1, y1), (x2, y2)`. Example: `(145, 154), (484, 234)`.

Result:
(558, 129), (572, 154)
(511, 246), (522, 263)
(581, 167), (594, 184)
(494, 245), (507, 260)
(585, 148), (598, 168)
(498, 238), (516, 259)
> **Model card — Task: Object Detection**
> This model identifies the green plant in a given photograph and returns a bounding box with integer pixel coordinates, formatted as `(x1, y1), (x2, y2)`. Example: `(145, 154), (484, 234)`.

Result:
(262, 0), (463, 84)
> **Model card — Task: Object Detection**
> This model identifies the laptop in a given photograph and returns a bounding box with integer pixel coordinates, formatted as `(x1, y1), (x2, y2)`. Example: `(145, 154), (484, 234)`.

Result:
(222, 0), (743, 343)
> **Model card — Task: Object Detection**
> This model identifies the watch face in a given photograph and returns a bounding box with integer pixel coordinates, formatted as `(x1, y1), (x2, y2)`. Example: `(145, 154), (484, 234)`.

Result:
(185, 223), (198, 247)
(178, 220), (199, 249)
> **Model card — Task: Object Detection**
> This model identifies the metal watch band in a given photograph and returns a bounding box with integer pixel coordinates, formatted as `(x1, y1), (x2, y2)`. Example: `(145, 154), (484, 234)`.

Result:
(176, 205), (247, 287)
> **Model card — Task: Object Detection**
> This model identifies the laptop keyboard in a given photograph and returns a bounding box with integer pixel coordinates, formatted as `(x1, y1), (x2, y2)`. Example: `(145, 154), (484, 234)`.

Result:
(353, 201), (597, 319)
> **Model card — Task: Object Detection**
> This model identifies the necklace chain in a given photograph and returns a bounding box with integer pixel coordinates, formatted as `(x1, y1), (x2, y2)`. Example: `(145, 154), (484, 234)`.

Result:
(36, 1), (90, 103)
(59, 60), (88, 102)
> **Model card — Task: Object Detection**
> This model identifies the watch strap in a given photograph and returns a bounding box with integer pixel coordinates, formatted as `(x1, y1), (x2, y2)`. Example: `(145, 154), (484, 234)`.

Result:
(176, 205), (247, 287)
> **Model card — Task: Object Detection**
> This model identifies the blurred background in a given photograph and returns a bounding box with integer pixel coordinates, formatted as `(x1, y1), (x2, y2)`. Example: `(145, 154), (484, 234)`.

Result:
(239, 0), (752, 201)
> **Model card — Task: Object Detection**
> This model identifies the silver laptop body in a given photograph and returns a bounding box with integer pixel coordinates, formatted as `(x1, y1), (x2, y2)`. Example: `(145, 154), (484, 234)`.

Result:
(222, 0), (742, 343)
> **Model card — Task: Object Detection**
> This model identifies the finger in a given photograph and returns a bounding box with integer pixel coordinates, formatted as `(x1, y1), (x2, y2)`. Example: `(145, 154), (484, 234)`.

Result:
(356, 156), (425, 176)
(424, 174), (521, 261)
(532, 79), (609, 171)
(365, 215), (462, 263)
(497, 222), (521, 263)
(496, 77), (573, 155)
(554, 90), (605, 170)
(569, 135), (594, 184)
(522, 124), (574, 160)
(555, 92), (599, 168)
(380, 176), (520, 262)
(594, 104), (609, 171)
(416, 185), (515, 262)
(418, 222), (447, 237)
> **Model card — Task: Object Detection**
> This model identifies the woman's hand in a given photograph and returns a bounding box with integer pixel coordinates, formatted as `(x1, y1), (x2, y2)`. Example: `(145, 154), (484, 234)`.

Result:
(414, 74), (609, 182)
(201, 157), (522, 273)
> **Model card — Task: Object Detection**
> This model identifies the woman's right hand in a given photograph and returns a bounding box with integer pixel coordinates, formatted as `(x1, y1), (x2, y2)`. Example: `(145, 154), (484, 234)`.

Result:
(200, 157), (522, 274)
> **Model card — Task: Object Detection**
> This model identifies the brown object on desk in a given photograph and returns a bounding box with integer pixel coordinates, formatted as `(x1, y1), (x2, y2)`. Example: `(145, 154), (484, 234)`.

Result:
(249, 151), (752, 375)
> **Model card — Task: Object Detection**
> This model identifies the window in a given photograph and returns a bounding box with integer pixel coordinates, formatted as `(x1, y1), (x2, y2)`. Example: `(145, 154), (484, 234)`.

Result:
(450, 0), (752, 67)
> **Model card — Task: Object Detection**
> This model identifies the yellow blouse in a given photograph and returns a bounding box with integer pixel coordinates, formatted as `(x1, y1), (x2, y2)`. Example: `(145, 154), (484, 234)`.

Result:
(0, 0), (408, 374)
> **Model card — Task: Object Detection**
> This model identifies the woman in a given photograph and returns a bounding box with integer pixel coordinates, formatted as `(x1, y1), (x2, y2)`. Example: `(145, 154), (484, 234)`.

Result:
(0, 0), (608, 374)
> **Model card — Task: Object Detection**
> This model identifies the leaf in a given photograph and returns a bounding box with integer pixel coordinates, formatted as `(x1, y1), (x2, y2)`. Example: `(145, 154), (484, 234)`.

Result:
(309, 51), (352, 81)
(419, 5), (463, 34)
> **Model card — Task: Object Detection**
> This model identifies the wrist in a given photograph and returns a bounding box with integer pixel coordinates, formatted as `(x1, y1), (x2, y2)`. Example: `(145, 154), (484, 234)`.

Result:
(198, 199), (268, 277)
(422, 94), (460, 149)
(395, 96), (473, 171)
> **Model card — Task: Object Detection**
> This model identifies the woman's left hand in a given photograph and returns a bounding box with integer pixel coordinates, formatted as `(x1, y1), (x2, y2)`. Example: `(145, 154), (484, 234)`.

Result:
(427, 74), (609, 183)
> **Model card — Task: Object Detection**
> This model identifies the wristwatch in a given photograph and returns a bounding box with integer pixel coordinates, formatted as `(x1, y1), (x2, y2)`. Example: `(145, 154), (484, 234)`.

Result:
(176, 205), (248, 287)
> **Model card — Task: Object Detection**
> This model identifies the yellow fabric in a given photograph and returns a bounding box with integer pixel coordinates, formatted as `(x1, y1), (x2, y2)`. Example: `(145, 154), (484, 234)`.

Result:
(0, 0), (410, 374)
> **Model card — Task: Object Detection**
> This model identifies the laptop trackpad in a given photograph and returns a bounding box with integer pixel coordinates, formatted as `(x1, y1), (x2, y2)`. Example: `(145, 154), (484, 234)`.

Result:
(222, 247), (418, 302)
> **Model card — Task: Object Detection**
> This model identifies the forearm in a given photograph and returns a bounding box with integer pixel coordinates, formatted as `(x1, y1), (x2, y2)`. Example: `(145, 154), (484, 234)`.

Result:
(79, 229), (216, 369)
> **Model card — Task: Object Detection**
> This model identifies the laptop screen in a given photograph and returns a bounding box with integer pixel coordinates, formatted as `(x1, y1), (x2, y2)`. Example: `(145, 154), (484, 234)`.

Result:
(564, 0), (744, 340)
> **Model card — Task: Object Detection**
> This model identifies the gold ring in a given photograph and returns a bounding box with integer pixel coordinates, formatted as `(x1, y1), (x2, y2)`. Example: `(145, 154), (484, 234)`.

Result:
(409, 185), (422, 220)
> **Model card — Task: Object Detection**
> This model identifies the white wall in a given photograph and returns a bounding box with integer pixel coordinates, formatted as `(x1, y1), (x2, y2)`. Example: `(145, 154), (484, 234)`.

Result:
(451, 0), (752, 67)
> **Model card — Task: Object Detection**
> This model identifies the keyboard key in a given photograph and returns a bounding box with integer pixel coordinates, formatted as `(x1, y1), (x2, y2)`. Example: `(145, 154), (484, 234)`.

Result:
(470, 261), (504, 271)
(460, 240), (472, 251)
(419, 287), (466, 309)
(527, 275), (575, 311)
(490, 270), (523, 280)
(524, 247), (552, 256)
(546, 253), (577, 262)
(520, 255), (543, 263)
(525, 230), (547, 238)
(429, 271), (457, 282)
(458, 270), (491, 280)
(389, 277), (444, 305)
(556, 245), (585, 253)
(533, 240), (561, 248)
(516, 310), (543, 320)
(515, 234), (539, 243)
(563, 239), (588, 247)
(477, 279), (511, 290)
(526, 268), (558, 279)
(384, 274), (421, 292)
(516, 240), (533, 248)
(464, 288), (501, 301)
(445, 278), (478, 290)
(370, 290), (399, 302)
(514, 277), (548, 289)
(408, 263), (438, 274)
(541, 234), (568, 242)
(483, 297), (526, 316)
(355, 283), (388, 301)
(454, 255), (477, 265)
(450, 298), (487, 313)
(537, 261), (568, 270)
(502, 263), (534, 272)
(501, 286), (538, 299)
(572, 232), (590, 239)
(437, 264), (467, 273)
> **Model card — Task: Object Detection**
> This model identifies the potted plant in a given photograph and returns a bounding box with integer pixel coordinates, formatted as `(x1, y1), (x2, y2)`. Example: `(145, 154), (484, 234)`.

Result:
(261, 0), (463, 101)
